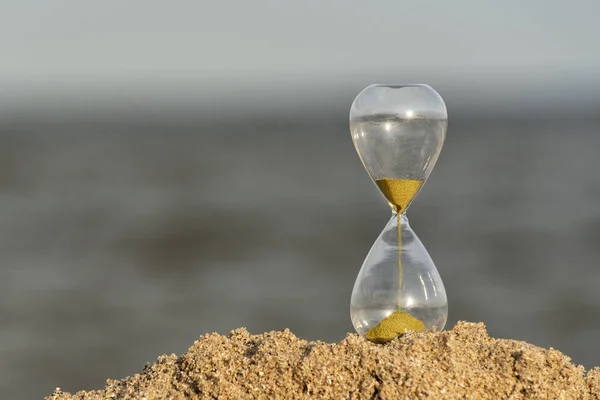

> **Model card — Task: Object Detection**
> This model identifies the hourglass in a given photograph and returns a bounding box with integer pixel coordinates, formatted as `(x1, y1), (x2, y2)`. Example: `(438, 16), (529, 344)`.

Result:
(349, 84), (448, 343)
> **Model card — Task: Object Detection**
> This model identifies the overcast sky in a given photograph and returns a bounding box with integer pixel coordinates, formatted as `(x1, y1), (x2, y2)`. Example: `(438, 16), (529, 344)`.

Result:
(0, 1), (599, 117)
(1, 0), (599, 78)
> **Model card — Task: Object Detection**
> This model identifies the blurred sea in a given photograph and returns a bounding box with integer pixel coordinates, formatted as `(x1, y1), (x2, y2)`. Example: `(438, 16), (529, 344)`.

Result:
(1, 113), (600, 398)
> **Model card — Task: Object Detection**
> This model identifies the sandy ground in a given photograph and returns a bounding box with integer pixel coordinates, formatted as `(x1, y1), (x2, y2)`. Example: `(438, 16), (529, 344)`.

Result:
(47, 322), (599, 400)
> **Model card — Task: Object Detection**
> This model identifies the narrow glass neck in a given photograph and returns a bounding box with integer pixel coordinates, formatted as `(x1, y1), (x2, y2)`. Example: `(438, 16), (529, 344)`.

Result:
(392, 206), (410, 216)
(390, 212), (410, 225)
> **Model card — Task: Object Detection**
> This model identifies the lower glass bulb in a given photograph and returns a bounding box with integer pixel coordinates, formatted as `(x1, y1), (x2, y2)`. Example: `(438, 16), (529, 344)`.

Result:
(350, 213), (447, 343)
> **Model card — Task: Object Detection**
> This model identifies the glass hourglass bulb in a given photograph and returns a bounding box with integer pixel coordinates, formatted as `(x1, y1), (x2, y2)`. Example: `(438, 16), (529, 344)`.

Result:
(349, 84), (448, 343)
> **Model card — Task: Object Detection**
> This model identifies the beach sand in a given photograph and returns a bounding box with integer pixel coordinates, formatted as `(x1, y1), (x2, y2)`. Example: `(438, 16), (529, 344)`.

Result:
(47, 322), (599, 399)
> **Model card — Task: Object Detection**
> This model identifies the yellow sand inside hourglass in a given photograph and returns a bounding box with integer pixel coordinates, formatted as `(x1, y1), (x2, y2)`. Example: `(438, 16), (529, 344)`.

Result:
(375, 179), (423, 215)
(366, 178), (425, 343)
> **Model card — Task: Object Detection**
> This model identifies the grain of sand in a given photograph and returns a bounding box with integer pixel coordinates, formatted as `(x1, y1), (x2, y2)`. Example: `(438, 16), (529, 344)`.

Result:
(48, 322), (600, 399)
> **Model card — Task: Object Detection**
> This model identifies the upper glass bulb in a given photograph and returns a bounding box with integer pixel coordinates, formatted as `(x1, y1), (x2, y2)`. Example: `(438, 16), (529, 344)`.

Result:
(350, 84), (447, 213)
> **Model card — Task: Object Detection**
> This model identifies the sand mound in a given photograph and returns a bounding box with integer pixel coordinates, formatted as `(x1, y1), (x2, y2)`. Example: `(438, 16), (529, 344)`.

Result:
(48, 322), (599, 399)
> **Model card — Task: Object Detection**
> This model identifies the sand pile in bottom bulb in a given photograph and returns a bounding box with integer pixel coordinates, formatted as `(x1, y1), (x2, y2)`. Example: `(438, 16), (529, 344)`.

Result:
(48, 322), (599, 400)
